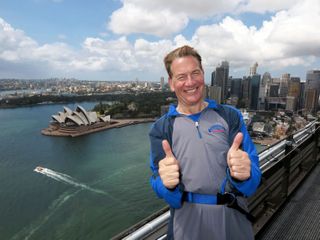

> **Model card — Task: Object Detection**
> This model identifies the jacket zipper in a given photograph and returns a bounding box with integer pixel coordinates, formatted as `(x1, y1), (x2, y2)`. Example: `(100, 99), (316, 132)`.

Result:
(195, 121), (202, 139)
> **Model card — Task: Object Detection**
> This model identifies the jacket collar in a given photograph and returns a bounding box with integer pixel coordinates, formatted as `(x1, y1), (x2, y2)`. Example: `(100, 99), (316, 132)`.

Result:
(167, 99), (218, 117)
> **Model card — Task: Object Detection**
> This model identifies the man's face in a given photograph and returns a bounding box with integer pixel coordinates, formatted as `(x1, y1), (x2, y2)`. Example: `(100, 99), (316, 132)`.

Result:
(169, 56), (205, 107)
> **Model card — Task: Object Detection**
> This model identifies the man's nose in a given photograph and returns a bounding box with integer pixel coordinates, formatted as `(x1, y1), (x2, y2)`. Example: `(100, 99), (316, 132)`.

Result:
(185, 74), (194, 85)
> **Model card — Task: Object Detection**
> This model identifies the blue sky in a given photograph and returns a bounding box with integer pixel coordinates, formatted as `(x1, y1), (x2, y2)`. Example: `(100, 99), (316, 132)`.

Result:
(0, 0), (319, 82)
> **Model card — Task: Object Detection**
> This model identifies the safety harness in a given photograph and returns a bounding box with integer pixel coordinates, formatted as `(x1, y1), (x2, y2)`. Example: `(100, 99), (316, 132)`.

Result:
(181, 175), (255, 222)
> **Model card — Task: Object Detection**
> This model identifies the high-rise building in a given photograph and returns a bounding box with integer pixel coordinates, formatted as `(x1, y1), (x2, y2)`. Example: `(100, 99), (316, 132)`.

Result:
(250, 62), (258, 76)
(269, 84), (280, 97)
(230, 77), (242, 98)
(305, 88), (318, 113)
(249, 74), (261, 110)
(230, 77), (242, 107)
(211, 71), (215, 87)
(160, 76), (165, 90)
(208, 85), (222, 104)
(305, 70), (320, 112)
(241, 77), (250, 108)
(287, 77), (301, 111)
(279, 73), (290, 97)
(211, 61), (229, 103)
(259, 72), (272, 110)
(299, 82), (306, 111)
(288, 77), (301, 97)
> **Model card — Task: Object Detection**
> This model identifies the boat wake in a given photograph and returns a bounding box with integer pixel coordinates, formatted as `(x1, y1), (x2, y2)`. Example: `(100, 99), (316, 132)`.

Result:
(34, 166), (107, 195)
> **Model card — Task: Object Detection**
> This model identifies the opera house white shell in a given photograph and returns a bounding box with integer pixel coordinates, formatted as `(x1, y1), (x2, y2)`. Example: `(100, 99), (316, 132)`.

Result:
(52, 105), (110, 126)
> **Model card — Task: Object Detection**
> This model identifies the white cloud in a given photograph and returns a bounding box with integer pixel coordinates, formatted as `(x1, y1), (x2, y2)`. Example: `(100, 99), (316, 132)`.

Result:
(107, 0), (303, 37)
(124, 0), (240, 18)
(188, 0), (320, 73)
(108, 0), (242, 37)
(108, 3), (189, 37)
(237, 0), (301, 14)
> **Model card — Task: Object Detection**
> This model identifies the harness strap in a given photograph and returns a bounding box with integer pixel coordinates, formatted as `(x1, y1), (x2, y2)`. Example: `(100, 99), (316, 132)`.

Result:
(183, 192), (218, 204)
(183, 191), (255, 222)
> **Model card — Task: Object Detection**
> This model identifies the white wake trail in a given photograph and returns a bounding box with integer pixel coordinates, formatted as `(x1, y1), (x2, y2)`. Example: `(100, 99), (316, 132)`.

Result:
(35, 167), (107, 195)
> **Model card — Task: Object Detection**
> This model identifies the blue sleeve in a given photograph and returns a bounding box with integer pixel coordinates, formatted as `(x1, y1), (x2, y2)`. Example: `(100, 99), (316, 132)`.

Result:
(149, 120), (183, 208)
(227, 111), (261, 197)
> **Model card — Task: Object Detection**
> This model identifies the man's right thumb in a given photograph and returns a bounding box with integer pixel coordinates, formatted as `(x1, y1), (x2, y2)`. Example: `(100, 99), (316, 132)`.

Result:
(162, 140), (173, 157)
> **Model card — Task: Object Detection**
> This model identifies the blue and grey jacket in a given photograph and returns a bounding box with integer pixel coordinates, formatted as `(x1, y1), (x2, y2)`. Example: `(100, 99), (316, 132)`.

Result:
(149, 99), (261, 240)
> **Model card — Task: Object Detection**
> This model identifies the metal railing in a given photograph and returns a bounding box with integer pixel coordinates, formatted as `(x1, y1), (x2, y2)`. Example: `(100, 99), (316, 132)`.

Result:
(113, 121), (320, 240)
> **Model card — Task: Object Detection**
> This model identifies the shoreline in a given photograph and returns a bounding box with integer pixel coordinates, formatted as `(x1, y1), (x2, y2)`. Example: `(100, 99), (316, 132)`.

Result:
(41, 118), (155, 137)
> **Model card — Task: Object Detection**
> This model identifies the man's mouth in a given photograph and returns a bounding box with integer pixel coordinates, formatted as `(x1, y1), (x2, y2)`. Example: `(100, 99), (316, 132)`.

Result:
(184, 87), (198, 93)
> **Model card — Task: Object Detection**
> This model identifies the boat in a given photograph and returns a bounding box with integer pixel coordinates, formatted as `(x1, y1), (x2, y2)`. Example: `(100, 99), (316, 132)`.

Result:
(34, 166), (45, 173)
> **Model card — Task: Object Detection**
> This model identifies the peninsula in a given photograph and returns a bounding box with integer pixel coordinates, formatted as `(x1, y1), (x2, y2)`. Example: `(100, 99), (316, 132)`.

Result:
(41, 105), (154, 137)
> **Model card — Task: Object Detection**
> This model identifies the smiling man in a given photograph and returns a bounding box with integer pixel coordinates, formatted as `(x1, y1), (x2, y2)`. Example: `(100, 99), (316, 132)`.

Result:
(149, 45), (261, 240)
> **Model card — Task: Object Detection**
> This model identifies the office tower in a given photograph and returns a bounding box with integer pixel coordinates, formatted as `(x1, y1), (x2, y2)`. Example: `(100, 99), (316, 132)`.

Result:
(230, 77), (242, 98)
(250, 62), (258, 76)
(160, 76), (165, 90)
(212, 61), (229, 103)
(269, 84), (279, 97)
(230, 77), (242, 107)
(305, 70), (320, 113)
(208, 85), (222, 104)
(211, 71), (215, 87)
(249, 74), (261, 110)
(241, 77), (250, 108)
(287, 77), (301, 111)
(288, 77), (301, 97)
(259, 72), (272, 110)
(299, 82), (305, 111)
(305, 88), (318, 113)
(279, 73), (290, 97)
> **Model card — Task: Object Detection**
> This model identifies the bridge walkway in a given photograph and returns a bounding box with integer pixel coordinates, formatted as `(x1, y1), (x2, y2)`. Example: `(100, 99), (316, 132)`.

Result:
(257, 162), (320, 240)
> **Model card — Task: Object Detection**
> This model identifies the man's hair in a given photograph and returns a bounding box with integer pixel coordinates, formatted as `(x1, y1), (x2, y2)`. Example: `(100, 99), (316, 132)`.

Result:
(164, 45), (203, 78)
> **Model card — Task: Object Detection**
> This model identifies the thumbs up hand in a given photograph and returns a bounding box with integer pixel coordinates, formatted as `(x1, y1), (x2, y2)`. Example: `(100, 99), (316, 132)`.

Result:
(158, 140), (180, 189)
(227, 132), (251, 181)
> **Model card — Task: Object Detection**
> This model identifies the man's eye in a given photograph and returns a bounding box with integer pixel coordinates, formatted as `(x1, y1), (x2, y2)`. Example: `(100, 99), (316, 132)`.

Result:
(192, 71), (200, 76)
(177, 75), (186, 81)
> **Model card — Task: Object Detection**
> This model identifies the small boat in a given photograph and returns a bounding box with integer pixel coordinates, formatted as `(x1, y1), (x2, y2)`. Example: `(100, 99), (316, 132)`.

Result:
(34, 166), (44, 173)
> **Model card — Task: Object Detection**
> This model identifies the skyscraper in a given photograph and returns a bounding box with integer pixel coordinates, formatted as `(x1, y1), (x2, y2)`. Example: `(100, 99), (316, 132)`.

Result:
(160, 76), (165, 90)
(250, 62), (258, 76)
(287, 77), (301, 111)
(249, 74), (261, 110)
(211, 61), (229, 103)
(279, 73), (290, 97)
(241, 77), (250, 108)
(305, 70), (320, 113)
(259, 72), (272, 110)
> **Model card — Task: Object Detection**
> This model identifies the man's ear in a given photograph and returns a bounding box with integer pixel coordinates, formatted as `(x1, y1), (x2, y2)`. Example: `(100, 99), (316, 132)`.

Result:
(168, 77), (175, 92)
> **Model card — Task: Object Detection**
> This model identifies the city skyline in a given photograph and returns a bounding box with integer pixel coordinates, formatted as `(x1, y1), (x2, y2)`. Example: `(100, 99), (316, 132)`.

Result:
(0, 0), (319, 81)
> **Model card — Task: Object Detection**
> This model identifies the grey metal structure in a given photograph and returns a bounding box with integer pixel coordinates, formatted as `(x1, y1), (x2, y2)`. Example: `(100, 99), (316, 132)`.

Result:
(113, 121), (320, 240)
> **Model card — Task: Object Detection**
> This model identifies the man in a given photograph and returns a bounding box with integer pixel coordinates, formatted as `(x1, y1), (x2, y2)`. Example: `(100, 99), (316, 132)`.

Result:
(149, 45), (261, 240)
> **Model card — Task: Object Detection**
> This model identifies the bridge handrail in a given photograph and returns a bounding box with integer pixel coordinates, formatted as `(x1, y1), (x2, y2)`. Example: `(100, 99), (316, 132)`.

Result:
(114, 120), (319, 240)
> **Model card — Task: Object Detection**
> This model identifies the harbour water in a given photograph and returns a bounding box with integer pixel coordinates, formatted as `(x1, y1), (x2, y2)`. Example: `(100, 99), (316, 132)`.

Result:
(0, 103), (265, 240)
(0, 102), (164, 240)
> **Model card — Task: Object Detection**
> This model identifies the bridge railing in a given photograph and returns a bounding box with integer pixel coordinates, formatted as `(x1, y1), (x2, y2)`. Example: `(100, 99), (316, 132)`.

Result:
(113, 121), (320, 240)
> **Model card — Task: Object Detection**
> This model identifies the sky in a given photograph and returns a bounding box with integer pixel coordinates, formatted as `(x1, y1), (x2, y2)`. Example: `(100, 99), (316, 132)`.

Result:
(0, 0), (319, 82)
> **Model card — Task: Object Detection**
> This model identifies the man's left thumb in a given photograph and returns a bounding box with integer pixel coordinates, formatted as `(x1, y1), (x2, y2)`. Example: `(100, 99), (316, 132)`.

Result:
(230, 132), (243, 151)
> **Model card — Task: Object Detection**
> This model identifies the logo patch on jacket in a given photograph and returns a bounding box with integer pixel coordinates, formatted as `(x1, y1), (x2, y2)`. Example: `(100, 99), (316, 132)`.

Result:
(208, 124), (226, 134)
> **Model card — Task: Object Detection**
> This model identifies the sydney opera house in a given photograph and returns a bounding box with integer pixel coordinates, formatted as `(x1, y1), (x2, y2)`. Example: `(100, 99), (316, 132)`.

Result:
(42, 105), (112, 137)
